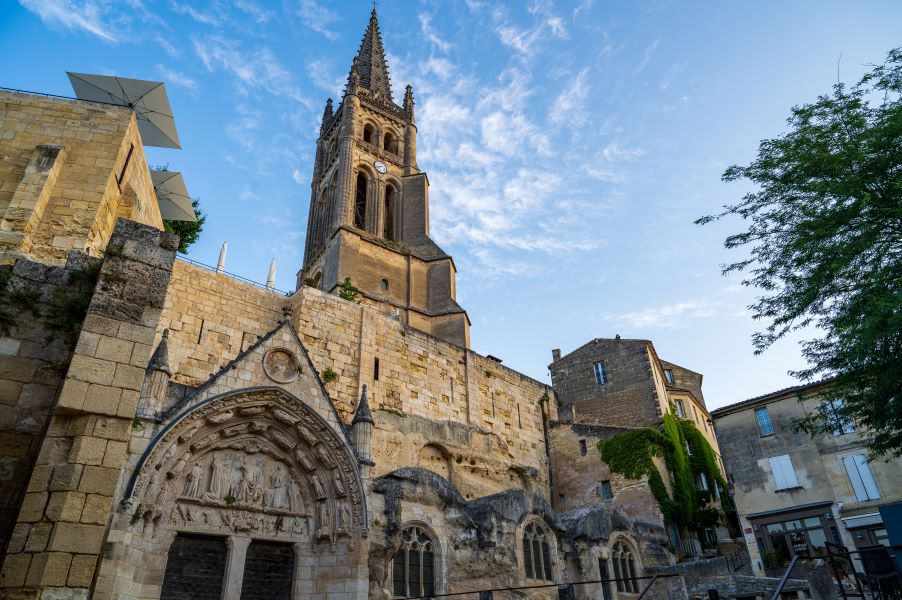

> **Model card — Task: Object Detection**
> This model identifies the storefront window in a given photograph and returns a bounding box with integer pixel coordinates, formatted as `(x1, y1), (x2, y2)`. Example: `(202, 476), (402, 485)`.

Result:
(755, 510), (833, 569)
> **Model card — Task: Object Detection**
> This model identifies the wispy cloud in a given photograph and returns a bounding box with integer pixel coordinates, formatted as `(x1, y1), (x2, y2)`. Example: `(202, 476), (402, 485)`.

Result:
(550, 67), (590, 125)
(193, 34), (311, 106)
(296, 0), (340, 40)
(170, 1), (220, 27)
(306, 58), (345, 98)
(634, 39), (660, 75)
(419, 13), (451, 53)
(611, 300), (720, 328)
(234, 0), (273, 24)
(20, 0), (119, 43)
(156, 64), (198, 96)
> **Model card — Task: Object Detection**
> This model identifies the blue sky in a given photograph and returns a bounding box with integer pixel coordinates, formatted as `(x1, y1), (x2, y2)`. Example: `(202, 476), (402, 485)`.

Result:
(2, 1), (900, 409)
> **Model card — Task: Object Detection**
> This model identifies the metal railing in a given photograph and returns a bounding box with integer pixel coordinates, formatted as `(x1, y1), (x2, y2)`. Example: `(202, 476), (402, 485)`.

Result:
(175, 255), (292, 296)
(398, 573), (682, 600)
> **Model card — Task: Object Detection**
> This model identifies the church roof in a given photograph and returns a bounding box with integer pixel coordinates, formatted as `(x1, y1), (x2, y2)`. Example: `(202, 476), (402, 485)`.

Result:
(350, 8), (393, 101)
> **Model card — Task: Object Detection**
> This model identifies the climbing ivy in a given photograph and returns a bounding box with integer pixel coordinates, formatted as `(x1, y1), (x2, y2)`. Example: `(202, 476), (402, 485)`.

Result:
(597, 409), (734, 536)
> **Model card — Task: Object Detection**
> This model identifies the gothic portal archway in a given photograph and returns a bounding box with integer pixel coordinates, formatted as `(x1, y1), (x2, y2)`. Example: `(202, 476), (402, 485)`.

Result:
(110, 388), (368, 599)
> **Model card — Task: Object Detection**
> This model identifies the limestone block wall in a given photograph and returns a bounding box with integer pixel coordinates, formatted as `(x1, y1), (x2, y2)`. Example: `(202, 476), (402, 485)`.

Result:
(157, 260), (286, 385)
(0, 219), (177, 598)
(0, 252), (100, 558)
(154, 266), (551, 500)
(0, 91), (163, 266)
(550, 339), (663, 427)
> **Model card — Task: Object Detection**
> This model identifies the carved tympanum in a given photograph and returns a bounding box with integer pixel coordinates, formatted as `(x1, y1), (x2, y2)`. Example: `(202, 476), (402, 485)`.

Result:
(129, 389), (364, 543)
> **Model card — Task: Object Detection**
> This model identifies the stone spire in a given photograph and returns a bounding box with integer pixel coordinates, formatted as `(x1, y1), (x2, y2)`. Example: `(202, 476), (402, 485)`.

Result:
(351, 385), (374, 476)
(403, 84), (415, 123)
(352, 384), (374, 425)
(320, 98), (333, 134)
(147, 329), (172, 376)
(350, 8), (393, 100)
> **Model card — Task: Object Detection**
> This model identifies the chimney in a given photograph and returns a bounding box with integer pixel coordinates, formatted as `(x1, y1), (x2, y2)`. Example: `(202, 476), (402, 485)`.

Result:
(551, 348), (561, 362)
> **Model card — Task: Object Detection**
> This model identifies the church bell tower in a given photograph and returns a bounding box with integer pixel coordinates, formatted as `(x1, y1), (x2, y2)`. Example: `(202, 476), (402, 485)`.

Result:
(298, 9), (470, 348)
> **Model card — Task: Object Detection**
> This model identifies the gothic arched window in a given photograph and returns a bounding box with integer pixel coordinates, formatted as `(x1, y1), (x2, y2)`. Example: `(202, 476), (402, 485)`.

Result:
(611, 540), (638, 593)
(383, 185), (396, 241)
(523, 521), (553, 581)
(363, 124), (374, 144)
(384, 131), (396, 153)
(392, 526), (436, 598)
(354, 173), (367, 230)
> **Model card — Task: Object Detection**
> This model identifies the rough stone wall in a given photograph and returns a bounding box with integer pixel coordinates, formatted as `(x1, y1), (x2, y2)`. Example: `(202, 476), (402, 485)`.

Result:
(547, 423), (666, 527)
(0, 252), (100, 558)
(0, 91), (162, 266)
(369, 468), (673, 600)
(0, 219), (177, 597)
(550, 339), (662, 428)
(660, 360), (705, 407)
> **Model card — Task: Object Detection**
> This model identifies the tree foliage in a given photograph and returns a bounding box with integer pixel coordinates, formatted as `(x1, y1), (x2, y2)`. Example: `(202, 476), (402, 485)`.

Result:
(164, 198), (206, 254)
(697, 49), (902, 456)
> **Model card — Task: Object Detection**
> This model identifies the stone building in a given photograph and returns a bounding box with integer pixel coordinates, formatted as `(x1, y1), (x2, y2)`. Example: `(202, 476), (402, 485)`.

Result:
(0, 10), (704, 600)
(711, 380), (902, 577)
(549, 338), (730, 555)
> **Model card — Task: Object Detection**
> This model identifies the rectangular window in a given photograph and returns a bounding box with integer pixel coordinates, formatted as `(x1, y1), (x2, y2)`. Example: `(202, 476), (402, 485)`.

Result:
(756, 407), (775, 436)
(374, 357), (380, 381)
(696, 472), (709, 491)
(842, 454), (880, 501)
(769, 454), (800, 490)
(664, 369), (675, 384)
(593, 362), (608, 385)
(675, 400), (685, 418)
(825, 398), (854, 435)
(579, 439), (587, 455)
(600, 480), (614, 500)
(598, 559), (613, 600)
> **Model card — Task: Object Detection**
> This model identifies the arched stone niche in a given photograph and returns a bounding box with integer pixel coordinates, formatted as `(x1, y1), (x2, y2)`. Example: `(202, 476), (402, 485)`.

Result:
(128, 388), (367, 545)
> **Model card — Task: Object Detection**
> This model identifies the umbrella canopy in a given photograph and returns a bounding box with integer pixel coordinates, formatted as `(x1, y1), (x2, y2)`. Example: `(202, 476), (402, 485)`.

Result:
(67, 72), (181, 149)
(151, 170), (197, 222)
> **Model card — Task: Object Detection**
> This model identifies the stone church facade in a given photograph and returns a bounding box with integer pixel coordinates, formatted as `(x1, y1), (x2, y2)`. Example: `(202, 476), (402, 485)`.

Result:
(0, 10), (768, 600)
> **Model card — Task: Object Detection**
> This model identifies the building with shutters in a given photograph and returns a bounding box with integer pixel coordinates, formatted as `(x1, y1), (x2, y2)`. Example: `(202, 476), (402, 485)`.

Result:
(711, 380), (902, 577)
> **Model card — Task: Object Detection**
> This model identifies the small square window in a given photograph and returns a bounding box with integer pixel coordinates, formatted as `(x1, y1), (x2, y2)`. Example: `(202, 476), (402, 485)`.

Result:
(600, 480), (614, 500)
(579, 439), (587, 455)
(593, 362), (608, 385)
(664, 369), (674, 384)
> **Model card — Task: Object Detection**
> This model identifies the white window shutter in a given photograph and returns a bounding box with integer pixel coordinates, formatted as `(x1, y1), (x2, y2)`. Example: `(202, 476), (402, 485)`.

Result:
(769, 454), (799, 490)
(843, 455), (868, 501)
(854, 454), (880, 500)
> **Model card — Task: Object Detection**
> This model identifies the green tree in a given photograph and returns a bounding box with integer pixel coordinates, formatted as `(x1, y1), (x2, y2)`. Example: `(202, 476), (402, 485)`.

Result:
(697, 49), (902, 456)
(164, 198), (206, 254)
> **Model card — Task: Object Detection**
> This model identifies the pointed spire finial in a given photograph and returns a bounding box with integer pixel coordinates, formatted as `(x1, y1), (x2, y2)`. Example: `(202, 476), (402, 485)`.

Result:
(148, 329), (172, 376)
(216, 241), (228, 273)
(352, 384), (374, 424)
(266, 258), (276, 290)
(403, 84), (415, 122)
(346, 7), (393, 101)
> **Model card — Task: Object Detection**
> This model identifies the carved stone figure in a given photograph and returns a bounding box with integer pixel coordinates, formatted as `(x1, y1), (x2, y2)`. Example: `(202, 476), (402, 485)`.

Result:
(183, 462), (203, 498)
(310, 472), (327, 500)
(316, 501), (330, 531)
(203, 457), (222, 500)
(338, 501), (351, 530)
(170, 451), (191, 476)
(315, 444), (335, 468)
(270, 465), (287, 509)
(332, 469), (346, 496)
(288, 480), (302, 512)
(236, 459), (253, 503)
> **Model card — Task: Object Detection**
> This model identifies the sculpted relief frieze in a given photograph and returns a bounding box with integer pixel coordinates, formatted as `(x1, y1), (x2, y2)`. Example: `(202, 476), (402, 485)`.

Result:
(128, 389), (365, 545)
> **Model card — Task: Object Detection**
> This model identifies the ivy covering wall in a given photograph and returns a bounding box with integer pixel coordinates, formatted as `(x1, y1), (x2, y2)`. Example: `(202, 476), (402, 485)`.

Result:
(597, 411), (733, 534)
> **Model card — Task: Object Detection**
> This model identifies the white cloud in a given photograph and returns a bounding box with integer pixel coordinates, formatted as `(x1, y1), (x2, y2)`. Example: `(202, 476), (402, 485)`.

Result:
(156, 64), (198, 95)
(634, 39), (660, 75)
(613, 300), (720, 329)
(601, 142), (645, 162)
(550, 68), (590, 125)
(419, 13), (451, 53)
(233, 0), (273, 23)
(193, 34), (311, 106)
(170, 1), (220, 26)
(296, 0), (340, 40)
(306, 58), (345, 98)
(20, 0), (119, 42)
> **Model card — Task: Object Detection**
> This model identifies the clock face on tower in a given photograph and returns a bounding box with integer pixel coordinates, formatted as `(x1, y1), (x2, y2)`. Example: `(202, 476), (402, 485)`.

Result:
(373, 160), (387, 174)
